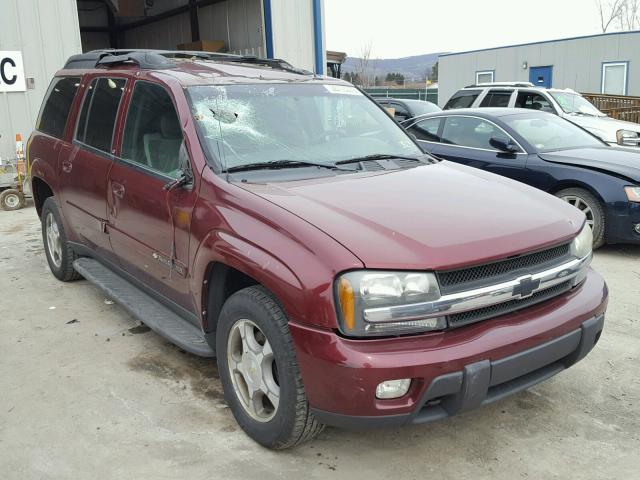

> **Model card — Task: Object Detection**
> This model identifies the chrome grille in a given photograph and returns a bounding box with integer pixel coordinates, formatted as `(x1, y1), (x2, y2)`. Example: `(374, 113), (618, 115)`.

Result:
(447, 280), (573, 329)
(438, 243), (571, 294)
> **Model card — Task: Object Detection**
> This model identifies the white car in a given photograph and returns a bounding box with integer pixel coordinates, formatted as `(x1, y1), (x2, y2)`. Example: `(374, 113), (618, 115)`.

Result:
(444, 82), (640, 148)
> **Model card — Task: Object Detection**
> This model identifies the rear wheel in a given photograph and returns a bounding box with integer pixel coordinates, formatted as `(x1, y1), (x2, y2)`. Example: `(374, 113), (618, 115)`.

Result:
(0, 189), (26, 211)
(41, 197), (82, 281)
(556, 187), (605, 248)
(216, 286), (324, 449)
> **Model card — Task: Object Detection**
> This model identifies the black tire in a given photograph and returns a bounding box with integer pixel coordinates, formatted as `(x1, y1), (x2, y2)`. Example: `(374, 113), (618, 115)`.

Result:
(41, 197), (82, 281)
(555, 187), (606, 249)
(0, 188), (26, 211)
(216, 286), (324, 449)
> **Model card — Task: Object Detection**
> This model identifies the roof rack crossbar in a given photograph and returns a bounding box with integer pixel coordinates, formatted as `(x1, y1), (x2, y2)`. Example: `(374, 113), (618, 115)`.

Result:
(464, 82), (535, 88)
(96, 51), (176, 69)
(63, 49), (313, 75)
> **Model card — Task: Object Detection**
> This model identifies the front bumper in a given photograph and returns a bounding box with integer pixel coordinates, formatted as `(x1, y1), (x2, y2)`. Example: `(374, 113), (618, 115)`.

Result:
(606, 201), (640, 244)
(290, 269), (608, 428)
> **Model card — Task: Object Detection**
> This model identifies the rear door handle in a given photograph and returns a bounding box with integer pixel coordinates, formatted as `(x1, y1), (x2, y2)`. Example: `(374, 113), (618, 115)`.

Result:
(111, 182), (125, 199)
(61, 159), (72, 173)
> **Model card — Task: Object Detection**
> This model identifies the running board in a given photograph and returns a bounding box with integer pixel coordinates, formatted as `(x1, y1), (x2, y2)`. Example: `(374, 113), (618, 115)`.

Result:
(73, 258), (214, 357)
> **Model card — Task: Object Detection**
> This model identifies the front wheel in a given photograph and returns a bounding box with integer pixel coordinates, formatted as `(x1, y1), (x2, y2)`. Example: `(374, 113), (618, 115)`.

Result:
(556, 187), (606, 248)
(216, 286), (324, 449)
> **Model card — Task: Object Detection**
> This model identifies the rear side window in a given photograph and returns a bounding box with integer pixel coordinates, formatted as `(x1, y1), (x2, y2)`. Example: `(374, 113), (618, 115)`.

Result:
(444, 90), (481, 110)
(121, 81), (184, 178)
(390, 102), (411, 120)
(37, 77), (80, 138)
(76, 77), (126, 153)
(479, 90), (513, 107)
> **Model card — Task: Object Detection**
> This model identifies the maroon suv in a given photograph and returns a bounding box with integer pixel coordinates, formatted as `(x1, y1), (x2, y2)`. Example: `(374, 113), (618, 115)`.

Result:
(29, 50), (607, 449)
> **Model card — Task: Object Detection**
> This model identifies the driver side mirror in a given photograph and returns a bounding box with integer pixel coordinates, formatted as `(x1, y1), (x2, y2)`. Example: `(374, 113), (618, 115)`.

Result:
(489, 136), (519, 153)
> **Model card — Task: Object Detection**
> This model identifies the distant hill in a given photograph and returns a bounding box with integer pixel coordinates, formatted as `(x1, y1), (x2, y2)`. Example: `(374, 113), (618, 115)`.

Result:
(343, 52), (448, 80)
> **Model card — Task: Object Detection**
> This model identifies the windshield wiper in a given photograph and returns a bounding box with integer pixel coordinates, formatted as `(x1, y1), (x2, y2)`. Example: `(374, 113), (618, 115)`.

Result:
(335, 154), (429, 166)
(224, 159), (354, 173)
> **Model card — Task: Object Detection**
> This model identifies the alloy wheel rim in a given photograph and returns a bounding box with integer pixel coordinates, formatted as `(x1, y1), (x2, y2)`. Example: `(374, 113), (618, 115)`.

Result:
(227, 319), (279, 422)
(45, 212), (63, 268)
(561, 195), (594, 230)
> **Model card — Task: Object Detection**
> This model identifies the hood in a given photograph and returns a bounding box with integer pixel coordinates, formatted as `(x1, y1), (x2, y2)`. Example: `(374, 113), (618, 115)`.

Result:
(565, 114), (640, 143)
(235, 162), (584, 270)
(539, 147), (640, 182)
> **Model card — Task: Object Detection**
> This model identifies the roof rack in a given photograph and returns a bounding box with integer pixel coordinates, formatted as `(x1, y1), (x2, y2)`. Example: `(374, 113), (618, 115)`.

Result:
(63, 49), (312, 75)
(464, 81), (535, 88)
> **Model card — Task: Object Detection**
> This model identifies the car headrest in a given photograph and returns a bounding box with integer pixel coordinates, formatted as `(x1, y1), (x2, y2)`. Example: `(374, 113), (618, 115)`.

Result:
(160, 113), (182, 139)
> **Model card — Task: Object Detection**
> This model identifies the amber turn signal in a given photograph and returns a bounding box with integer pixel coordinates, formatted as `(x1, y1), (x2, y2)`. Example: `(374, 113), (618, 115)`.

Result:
(338, 278), (355, 331)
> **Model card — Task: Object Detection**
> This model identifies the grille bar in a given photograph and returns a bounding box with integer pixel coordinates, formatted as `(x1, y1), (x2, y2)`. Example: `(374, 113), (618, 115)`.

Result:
(438, 243), (571, 294)
(447, 280), (573, 329)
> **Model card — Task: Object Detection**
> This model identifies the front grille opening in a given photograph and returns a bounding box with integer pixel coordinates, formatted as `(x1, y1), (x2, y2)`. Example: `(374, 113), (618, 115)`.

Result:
(438, 243), (571, 293)
(447, 280), (573, 329)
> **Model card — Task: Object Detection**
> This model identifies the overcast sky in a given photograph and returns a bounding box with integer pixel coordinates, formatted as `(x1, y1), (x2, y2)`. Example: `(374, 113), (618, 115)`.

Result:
(325, 0), (606, 58)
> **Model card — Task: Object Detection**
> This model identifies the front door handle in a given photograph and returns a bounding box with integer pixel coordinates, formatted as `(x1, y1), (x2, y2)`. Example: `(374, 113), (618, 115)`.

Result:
(61, 159), (72, 173)
(111, 182), (125, 199)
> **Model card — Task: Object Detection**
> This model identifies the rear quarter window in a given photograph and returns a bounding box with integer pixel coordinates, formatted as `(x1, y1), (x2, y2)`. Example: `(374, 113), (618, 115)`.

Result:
(444, 90), (481, 110)
(37, 77), (81, 138)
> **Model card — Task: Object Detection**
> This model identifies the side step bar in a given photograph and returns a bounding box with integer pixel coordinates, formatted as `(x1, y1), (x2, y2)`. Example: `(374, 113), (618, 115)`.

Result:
(73, 258), (214, 357)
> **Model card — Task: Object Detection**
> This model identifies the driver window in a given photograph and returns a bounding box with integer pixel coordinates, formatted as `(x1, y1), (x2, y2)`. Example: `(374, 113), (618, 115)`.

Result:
(121, 81), (184, 178)
(515, 92), (555, 113)
(441, 117), (500, 150)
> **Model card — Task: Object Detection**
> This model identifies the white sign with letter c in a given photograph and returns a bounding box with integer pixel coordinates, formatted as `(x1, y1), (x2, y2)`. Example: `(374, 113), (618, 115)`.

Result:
(0, 51), (27, 92)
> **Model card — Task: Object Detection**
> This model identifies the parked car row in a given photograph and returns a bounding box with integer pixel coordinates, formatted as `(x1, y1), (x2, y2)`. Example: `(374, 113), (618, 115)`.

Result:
(31, 51), (610, 449)
(443, 82), (640, 148)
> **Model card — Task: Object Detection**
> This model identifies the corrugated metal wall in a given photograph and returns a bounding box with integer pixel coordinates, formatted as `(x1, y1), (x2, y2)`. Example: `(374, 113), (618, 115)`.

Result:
(439, 31), (640, 106)
(270, 0), (315, 72)
(0, 0), (82, 161)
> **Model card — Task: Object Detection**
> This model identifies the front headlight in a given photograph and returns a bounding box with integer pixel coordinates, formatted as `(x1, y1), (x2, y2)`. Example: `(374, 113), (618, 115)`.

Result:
(570, 223), (593, 259)
(616, 129), (639, 146)
(335, 271), (446, 337)
(625, 186), (640, 203)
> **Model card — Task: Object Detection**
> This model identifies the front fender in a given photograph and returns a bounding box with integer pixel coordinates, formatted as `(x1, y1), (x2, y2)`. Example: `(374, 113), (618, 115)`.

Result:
(191, 226), (356, 332)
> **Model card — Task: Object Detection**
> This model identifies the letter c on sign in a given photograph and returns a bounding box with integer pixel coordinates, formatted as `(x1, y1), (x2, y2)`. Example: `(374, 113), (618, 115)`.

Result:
(1, 58), (17, 85)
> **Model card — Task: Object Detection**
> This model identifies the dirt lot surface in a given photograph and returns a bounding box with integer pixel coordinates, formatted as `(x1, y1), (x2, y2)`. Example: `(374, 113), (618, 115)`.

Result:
(1, 205), (639, 480)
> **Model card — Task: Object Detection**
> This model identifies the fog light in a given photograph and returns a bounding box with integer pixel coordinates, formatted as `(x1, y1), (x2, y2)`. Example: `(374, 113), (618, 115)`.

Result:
(376, 379), (411, 399)
(634, 223), (640, 234)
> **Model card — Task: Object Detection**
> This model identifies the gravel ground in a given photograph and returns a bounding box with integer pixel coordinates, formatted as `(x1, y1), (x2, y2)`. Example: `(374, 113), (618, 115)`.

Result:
(1, 204), (639, 480)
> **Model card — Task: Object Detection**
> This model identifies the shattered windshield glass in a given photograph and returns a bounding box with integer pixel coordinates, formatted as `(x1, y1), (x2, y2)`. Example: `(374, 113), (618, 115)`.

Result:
(188, 83), (421, 172)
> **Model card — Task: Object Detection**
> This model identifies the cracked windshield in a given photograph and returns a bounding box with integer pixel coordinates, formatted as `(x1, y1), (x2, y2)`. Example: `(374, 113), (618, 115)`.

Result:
(188, 83), (421, 171)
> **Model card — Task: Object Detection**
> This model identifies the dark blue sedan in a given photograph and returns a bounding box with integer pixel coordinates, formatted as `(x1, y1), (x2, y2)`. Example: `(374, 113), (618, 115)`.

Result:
(404, 108), (640, 247)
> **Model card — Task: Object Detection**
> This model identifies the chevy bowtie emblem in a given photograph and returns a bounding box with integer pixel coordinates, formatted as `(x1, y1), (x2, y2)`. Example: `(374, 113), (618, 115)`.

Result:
(512, 275), (541, 299)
